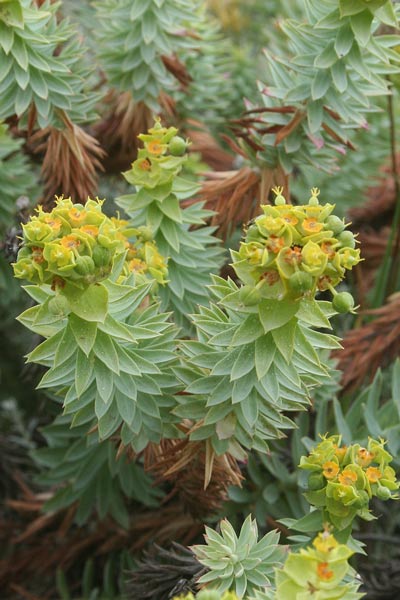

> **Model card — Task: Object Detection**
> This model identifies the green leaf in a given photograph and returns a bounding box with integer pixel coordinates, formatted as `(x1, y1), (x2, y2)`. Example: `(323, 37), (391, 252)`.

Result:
(311, 69), (331, 100)
(333, 398), (352, 444)
(98, 314), (136, 343)
(314, 42), (337, 68)
(66, 284), (109, 323)
(26, 329), (63, 364)
(288, 509), (323, 533)
(98, 404), (121, 439)
(116, 389), (136, 425)
(93, 331), (119, 374)
(231, 344), (255, 380)
(307, 99), (323, 134)
(331, 60), (348, 93)
(375, 2), (398, 27)
(339, 0), (368, 17)
(255, 334), (276, 380)
(350, 10), (373, 46)
(158, 195), (183, 222)
(94, 359), (114, 403)
(0, 21), (14, 53)
(10, 34), (28, 69)
(392, 359), (400, 419)
(296, 300), (332, 329)
(0, 1), (24, 28)
(230, 314), (263, 346)
(69, 314), (97, 356)
(335, 23), (354, 58)
(160, 217), (180, 251)
(258, 299), (299, 333)
(240, 392), (259, 427)
(272, 319), (297, 362)
(75, 350), (93, 396)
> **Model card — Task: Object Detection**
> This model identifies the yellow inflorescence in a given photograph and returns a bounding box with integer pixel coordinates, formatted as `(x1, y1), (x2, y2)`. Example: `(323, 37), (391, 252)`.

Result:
(13, 196), (168, 289)
(231, 187), (361, 301)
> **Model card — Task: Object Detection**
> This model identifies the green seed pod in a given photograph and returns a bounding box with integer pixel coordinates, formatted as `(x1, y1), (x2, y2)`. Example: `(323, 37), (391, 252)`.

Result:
(137, 226), (154, 242)
(353, 489), (370, 509)
(325, 215), (345, 235)
(337, 230), (356, 249)
(92, 245), (111, 267)
(74, 255), (95, 276)
(308, 473), (325, 491)
(288, 271), (314, 294)
(376, 485), (392, 500)
(48, 294), (70, 317)
(332, 291), (355, 313)
(238, 284), (262, 306)
(168, 136), (187, 156)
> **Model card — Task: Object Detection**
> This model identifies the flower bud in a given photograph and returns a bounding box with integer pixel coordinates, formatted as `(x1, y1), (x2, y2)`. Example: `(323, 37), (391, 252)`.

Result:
(332, 292), (355, 313)
(337, 230), (356, 249)
(325, 215), (345, 235)
(288, 271), (313, 294)
(48, 294), (70, 317)
(168, 136), (187, 156)
(74, 255), (95, 276)
(92, 246), (111, 267)
(308, 473), (325, 490)
(376, 485), (392, 500)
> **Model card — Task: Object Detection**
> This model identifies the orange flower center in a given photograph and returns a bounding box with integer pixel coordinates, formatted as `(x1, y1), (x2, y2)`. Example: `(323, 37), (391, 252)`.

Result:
(365, 467), (382, 483)
(139, 159), (151, 171)
(31, 246), (45, 264)
(260, 270), (279, 286)
(60, 235), (81, 249)
(282, 213), (298, 225)
(80, 225), (99, 237)
(267, 235), (285, 254)
(338, 469), (357, 486)
(283, 246), (302, 264)
(303, 218), (324, 233)
(321, 242), (336, 259)
(147, 139), (164, 155)
(317, 562), (334, 581)
(322, 461), (339, 479)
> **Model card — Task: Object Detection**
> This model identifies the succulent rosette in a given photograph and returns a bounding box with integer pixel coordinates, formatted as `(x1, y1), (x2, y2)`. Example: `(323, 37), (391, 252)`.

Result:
(231, 187), (361, 308)
(300, 435), (399, 529)
(275, 531), (363, 599)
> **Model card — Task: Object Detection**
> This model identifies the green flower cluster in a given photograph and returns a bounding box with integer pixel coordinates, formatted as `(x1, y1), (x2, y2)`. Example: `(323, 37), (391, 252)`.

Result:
(300, 435), (399, 530)
(174, 592), (239, 600)
(275, 531), (363, 599)
(13, 197), (168, 289)
(124, 120), (189, 190)
(231, 188), (361, 307)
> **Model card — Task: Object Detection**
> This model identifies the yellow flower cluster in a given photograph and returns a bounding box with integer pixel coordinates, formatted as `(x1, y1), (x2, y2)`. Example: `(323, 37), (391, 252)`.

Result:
(13, 197), (168, 289)
(276, 530), (359, 599)
(300, 435), (399, 528)
(232, 188), (361, 302)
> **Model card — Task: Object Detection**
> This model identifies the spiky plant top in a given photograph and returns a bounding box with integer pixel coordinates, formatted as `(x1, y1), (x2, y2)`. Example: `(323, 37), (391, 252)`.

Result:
(232, 187), (361, 310)
(275, 531), (363, 599)
(12, 196), (180, 451)
(192, 516), (284, 598)
(117, 120), (224, 333)
(300, 435), (399, 530)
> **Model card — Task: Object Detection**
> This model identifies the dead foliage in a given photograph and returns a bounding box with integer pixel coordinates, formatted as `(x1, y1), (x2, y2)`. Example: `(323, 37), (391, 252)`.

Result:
(334, 293), (400, 392)
(28, 112), (105, 208)
(144, 433), (243, 518)
(1, 475), (202, 598)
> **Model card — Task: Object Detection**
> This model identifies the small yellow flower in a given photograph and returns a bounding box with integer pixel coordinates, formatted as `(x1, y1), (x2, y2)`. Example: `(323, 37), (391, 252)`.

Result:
(129, 258), (147, 273)
(68, 207), (87, 224)
(80, 224), (99, 237)
(282, 246), (302, 265)
(138, 158), (151, 171)
(302, 217), (324, 233)
(146, 139), (166, 155)
(60, 234), (81, 249)
(31, 246), (45, 264)
(321, 241), (336, 259)
(338, 469), (357, 486)
(267, 235), (285, 254)
(313, 532), (338, 554)
(322, 461), (339, 480)
(365, 467), (382, 483)
(357, 448), (374, 468)
(282, 213), (298, 226)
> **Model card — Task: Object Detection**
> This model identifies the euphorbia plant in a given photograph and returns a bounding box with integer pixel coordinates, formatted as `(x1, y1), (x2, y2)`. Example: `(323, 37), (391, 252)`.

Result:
(175, 187), (361, 456)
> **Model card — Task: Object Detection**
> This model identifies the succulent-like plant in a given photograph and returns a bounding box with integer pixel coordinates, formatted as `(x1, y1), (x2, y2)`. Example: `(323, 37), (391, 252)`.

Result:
(192, 515), (285, 598)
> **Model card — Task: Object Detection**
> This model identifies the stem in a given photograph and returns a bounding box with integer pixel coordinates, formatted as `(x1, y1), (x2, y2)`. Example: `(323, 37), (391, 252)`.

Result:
(371, 91), (400, 307)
